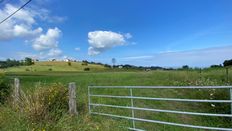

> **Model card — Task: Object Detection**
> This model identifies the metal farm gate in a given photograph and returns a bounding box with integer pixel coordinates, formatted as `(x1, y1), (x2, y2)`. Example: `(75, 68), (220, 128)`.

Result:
(88, 86), (232, 131)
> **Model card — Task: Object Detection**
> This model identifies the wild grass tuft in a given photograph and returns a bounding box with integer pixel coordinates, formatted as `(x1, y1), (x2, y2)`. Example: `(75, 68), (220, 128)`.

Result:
(15, 83), (68, 123)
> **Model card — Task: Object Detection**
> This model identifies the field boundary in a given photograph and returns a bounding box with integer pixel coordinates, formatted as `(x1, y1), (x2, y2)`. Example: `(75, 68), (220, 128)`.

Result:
(88, 86), (232, 131)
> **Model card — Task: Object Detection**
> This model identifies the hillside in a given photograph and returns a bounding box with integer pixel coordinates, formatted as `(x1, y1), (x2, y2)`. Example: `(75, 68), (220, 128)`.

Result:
(1, 61), (107, 72)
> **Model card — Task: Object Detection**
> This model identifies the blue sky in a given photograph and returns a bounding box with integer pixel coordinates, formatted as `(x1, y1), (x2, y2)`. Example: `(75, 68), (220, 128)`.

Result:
(0, 0), (232, 67)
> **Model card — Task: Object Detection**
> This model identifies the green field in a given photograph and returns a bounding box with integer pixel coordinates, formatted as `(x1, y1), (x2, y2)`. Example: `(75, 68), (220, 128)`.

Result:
(1, 62), (232, 130)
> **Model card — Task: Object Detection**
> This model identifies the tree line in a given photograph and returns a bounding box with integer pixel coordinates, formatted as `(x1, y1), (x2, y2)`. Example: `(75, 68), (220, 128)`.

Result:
(0, 57), (34, 68)
(0, 58), (231, 70)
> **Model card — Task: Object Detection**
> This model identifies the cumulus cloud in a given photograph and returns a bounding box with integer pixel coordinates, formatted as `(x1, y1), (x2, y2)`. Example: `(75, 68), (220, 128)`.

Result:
(87, 31), (131, 55)
(47, 48), (62, 57)
(0, 3), (64, 59)
(0, 4), (42, 41)
(31, 27), (63, 58)
(4, 4), (35, 24)
(32, 27), (61, 51)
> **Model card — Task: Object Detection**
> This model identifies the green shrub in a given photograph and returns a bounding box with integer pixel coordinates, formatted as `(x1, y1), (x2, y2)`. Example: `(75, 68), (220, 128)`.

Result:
(84, 67), (90, 71)
(68, 61), (71, 66)
(25, 68), (30, 71)
(82, 61), (88, 66)
(48, 68), (53, 71)
(0, 76), (11, 104)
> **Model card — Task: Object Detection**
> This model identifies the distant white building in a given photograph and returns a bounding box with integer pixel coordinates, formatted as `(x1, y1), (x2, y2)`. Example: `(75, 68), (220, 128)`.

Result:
(64, 59), (70, 62)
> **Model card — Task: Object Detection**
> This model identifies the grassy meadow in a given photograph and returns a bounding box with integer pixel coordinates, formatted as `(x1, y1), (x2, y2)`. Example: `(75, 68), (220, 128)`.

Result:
(1, 61), (232, 130)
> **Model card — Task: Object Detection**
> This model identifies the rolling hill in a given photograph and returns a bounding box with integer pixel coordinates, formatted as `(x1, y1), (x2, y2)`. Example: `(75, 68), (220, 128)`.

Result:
(1, 61), (107, 72)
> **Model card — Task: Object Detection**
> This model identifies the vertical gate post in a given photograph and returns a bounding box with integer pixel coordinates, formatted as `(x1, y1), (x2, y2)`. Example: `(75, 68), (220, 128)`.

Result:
(130, 88), (135, 129)
(14, 78), (20, 107)
(88, 86), (91, 114)
(230, 88), (232, 117)
(69, 82), (77, 115)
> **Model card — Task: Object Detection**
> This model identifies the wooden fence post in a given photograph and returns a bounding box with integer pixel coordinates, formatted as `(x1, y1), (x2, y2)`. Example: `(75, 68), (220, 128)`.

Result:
(14, 78), (21, 109)
(69, 82), (77, 115)
(14, 78), (20, 102)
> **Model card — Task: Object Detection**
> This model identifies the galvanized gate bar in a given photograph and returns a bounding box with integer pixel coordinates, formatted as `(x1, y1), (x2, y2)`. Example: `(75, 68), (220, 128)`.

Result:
(88, 86), (232, 130)
(127, 127), (145, 131)
(90, 103), (232, 117)
(91, 112), (232, 131)
(230, 88), (232, 124)
(89, 86), (232, 89)
(88, 86), (91, 114)
(90, 94), (232, 103)
(130, 88), (136, 129)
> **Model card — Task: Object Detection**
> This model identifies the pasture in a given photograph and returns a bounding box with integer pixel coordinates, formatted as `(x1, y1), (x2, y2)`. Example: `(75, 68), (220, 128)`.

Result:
(0, 62), (232, 130)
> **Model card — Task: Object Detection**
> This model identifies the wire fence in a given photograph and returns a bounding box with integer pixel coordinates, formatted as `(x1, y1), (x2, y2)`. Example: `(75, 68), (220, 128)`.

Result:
(88, 86), (232, 131)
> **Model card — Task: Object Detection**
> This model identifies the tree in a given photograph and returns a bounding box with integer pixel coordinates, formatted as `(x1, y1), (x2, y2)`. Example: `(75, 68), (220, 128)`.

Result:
(82, 60), (88, 66)
(112, 58), (116, 68)
(182, 65), (189, 70)
(0, 59), (21, 68)
(24, 57), (34, 66)
(210, 64), (222, 68)
(223, 59), (232, 67)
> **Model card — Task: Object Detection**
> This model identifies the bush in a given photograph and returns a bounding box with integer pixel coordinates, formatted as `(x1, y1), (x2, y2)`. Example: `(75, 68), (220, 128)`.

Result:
(24, 57), (34, 66)
(68, 62), (71, 66)
(48, 68), (53, 71)
(84, 68), (90, 71)
(0, 76), (11, 104)
(82, 60), (88, 66)
(223, 59), (232, 67)
(19, 83), (68, 122)
(25, 68), (30, 71)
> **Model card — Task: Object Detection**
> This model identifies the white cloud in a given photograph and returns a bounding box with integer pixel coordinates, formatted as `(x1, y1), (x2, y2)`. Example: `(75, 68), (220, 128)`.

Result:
(0, 4), (42, 41)
(125, 33), (132, 39)
(47, 48), (62, 57)
(88, 31), (131, 55)
(121, 55), (153, 60)
(88, 46), (102, 55)
(34, 8), (67, 23)
(4, 4), (35, 24)
(75, 47), (81, 51)
(119, 46), (232, 67)
(31, 27), (63, 59)
(32, 27), (61, 51)
(18, 48), (63, 60)
(0, 3), (65, 60)
(14, 25), (43, 37)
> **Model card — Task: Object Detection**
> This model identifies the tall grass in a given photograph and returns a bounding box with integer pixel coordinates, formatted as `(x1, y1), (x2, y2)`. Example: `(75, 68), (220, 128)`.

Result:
(0, 82), (126, 130)
(1, 68), (232, 130)
(17, 83), (68, 122)
(0, 74), (11, 104)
